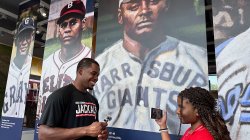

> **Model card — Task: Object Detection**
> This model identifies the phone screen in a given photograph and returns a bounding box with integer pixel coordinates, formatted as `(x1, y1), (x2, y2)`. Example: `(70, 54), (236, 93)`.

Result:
(151, 108), (163, 119)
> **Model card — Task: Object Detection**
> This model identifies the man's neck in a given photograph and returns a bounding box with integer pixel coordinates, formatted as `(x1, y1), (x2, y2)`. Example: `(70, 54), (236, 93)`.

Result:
(72, 80), (87, 93)
(123, 32), (166, 60)
(61, 42), (83, 62)
(13, 55), (27, 69)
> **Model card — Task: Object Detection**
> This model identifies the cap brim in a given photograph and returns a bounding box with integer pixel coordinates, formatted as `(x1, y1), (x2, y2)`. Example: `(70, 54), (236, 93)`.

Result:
(18, 26), (35, 35)
(119, 0), (131, 6)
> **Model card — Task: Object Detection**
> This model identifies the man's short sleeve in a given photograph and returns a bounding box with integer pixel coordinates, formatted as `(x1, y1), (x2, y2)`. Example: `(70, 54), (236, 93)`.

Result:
(39, 91), (68, 127)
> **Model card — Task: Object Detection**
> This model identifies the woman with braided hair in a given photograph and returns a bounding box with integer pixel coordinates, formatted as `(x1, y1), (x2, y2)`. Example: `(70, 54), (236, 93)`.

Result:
(155, 87), (231, 140)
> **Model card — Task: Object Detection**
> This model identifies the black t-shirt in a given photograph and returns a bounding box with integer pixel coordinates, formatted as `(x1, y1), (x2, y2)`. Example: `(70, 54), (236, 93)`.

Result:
(39, 84), (99, 140)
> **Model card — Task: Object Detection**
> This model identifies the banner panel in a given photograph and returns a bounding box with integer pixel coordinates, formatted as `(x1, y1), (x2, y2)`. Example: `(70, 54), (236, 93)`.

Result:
(212, 0), (250, 140)
(34, 0), (95, 139)
(107, 127), (180, 140)
(94, 0), (208, 139)
(0, 15), (36, 139)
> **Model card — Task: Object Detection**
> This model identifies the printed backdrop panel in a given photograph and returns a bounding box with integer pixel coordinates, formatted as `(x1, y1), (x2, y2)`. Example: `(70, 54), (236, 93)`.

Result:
(212, 0), (250, 140)
(94, 0), (208, 139)
(0, 14), (36, 140)
(34, 0), (95, 139)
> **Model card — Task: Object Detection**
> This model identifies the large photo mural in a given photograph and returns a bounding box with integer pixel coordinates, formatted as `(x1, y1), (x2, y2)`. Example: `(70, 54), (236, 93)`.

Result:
(34, 0), (95, 139)
(0, 14), (36, 140)
(94, 0), (208, 139)
(212, 0), (250, 140)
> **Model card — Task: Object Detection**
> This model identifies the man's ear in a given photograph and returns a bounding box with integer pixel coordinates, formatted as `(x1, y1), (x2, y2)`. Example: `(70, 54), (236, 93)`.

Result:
(164, 0), (169, 12)
(118, 8), (123, 24)
(78, 68), (84, 76)
(164, 5), (169, 12)
(82, 18), (87, 30)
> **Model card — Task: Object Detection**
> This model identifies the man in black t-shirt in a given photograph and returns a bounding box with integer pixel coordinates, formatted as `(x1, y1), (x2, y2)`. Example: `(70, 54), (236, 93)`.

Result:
(39, 58), (108, 140)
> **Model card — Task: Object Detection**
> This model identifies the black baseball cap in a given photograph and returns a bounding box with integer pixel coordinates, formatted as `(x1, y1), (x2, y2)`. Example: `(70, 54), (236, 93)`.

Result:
(17, 17), (35, 35)
(57, 0), (86, 24)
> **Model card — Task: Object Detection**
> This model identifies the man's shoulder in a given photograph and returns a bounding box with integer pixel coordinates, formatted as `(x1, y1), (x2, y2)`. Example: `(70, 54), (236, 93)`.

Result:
(177, 40), (207, 56)
(86, 91), (98, 103)
(163, 36), (206, 57)
(48, 84), (74, 100)
(43, 50), (59, 63)
(82, 44), (91, 51)
(95, 40), (123, 61)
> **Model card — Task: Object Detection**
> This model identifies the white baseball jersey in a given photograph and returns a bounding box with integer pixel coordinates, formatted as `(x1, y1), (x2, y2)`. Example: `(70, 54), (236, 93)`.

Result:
(2, 56), (32, 118)
(216, 27), (250, 140)
(36, 45), (91, 119)
(94, 36), (208, 134)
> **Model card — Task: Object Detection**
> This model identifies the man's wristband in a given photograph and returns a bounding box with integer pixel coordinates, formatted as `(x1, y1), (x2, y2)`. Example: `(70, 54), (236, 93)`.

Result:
(159, 128), (168, 132)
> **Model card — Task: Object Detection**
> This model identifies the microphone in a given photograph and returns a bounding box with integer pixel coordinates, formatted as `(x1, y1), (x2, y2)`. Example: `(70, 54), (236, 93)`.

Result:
(104, 116), (112, 123)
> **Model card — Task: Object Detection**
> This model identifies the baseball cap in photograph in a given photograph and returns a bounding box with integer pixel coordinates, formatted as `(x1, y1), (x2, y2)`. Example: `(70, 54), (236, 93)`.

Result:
(119, 0), (131, 7)
(17, 17), (35, 35)
(57, 0), (86, 24)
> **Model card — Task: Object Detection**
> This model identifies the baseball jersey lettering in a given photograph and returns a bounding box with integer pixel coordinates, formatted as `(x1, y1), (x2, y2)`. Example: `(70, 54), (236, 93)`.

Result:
(96, 61), (206, 95)
(10, 84), (26, 105)
(147, 60), (162, 78)
(95, 37), (208, 132)
(9, 86), (16, 106)
(100, 75), (113, 92)
(215, 28), (250, 140)
(2, 99), (9, 113)
(119, 88), (132, 106)
(106, 88), (133, 109)
(105, 86), (177, 110)
(121, 63), (133, 78)
(49, 75), (57, 92)
(219, 84), (241, 121)
(153, 87), (168, 108)
(218, 83), (250, 125)
(136, 86), (149, 107)
(188, 72), (207, 87)
(97, 63), (134, 94)
(2, 63), (29, 117)
(110, 69), (122, 83)
(107, 90), (116, 109)
(172, 66), (192, 86)
(147, 60), (206, 87)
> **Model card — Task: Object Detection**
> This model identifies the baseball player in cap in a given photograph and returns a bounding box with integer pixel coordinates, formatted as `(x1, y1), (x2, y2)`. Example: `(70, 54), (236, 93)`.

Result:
(212, 1), (250, 139)
(1, 17), (35, 118)
(36, 0), (91, 120)
(94, 0), (208, 134)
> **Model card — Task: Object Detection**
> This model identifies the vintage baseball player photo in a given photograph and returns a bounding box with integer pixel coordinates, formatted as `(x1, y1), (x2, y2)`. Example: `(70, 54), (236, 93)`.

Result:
(36, 0), (95, 120)
(1, 17), (35, 118)
(94, 0), (208, 135)
(213, 0), (250, 139)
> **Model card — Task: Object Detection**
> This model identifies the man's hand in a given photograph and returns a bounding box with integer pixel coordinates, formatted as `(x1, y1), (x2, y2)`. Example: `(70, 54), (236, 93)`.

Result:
(87, 122), (108, 138)
(98, 128), (108, 140)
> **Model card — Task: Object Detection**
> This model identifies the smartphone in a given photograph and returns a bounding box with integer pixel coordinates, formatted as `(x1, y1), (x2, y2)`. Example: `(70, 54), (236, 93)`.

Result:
(151, 108), (163, 119)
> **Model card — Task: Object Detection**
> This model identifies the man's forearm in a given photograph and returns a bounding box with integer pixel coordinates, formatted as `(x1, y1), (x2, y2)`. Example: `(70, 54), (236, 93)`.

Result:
(38, 125), (89, 140)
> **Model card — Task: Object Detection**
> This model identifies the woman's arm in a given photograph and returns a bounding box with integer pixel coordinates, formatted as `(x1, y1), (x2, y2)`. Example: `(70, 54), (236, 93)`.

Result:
(155, 112), (171, 140)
